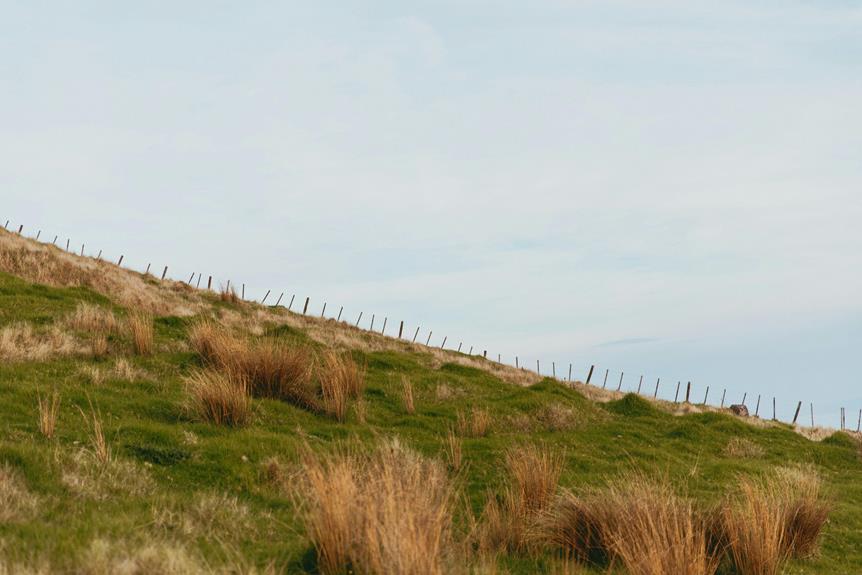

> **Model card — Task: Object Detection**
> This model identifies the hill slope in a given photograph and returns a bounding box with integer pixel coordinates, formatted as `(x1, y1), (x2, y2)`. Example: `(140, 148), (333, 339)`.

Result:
(0, 227), (860, 574)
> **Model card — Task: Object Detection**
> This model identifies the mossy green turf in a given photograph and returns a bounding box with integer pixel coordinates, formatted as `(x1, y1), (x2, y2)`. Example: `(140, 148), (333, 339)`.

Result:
(1, 270), (860, 573)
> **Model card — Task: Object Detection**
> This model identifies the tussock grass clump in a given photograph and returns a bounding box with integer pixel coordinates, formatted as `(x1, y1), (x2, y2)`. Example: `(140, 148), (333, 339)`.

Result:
(542, 476), (721, 575)
(128, 311), (154, 355)
(184, 369), (252, 427)
(724, 437), (765, 459)
(457, 407), (492, 438)
(59, 449), (153, 501)
(0, 464), (40, 522)
(478, 444), (564, 553)
(219, 284), (240, 304)
(189, 321), (316, 409)
(78, 538), (206, 575)
(37, 390), (60, 439)
(91, 333), (109, 358)
(777, 465), (830, 558)
(298, 440), (455, 575)
(443, 427), (462, 471)
(78, 401), (111, 465)
(319, 351), (366, 422)
(64, 303), (119, 334)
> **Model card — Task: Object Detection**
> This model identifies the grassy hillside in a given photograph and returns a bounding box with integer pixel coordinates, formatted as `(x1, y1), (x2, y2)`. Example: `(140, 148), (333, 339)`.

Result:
(0, 228), (860, 574)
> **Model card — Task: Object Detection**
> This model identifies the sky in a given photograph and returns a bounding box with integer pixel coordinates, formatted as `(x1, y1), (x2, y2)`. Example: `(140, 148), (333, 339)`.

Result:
(2, 1), (861, 427)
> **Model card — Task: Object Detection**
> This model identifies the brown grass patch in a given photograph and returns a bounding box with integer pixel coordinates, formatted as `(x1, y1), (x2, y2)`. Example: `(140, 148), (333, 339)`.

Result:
(0, 465), (40, 522)
(457, 408), (492, 438)
(298, 439), (455, 575)
(90, 333), (109, 358)
(59, 449), (153, 500)
(443, 427), (462, 472)
(723, 437), (765, 459)
(722, 477), (788, 575)
(128, 311), (154, 355)
(184, 369), (252, 427)
(219, 284), (240, 304)
(319, 351), (366, 422)
(37, 390), (60, 439)
(64, 303), (119, 334)
(78, 401), (111, 465)
(0, 322), (82, 361)
(776, 465), (830, 558)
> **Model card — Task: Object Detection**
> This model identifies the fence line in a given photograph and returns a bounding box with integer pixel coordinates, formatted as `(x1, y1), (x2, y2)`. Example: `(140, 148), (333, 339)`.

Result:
(3, 218), (857, 432)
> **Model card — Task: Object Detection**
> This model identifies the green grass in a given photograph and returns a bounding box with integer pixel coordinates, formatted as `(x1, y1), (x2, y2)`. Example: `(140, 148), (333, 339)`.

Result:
(0, 269), (860, 573)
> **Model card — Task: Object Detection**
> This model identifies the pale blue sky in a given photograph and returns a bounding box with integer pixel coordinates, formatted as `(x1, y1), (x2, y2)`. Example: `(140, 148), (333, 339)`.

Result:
(2, 1), (860, 427)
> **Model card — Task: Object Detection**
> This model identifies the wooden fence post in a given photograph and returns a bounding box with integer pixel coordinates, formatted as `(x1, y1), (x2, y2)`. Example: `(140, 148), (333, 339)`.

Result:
(568, 364), (572, 382)
(412, 326), (420, 343)
(381, 317), (387, 334)
(792, 401), (802, 425)
(483, 350), (487, 359)
(336, 306), (343, 321)
(440, 336), (447, 349)
(654, 378), (660, 398)
(516, 356), (520, 369)
(187, 272), (195, 284)
(36, 230), (41, 240)
(810, 403), (814, 427)
(303, 297), (310, 315)
(552, 362), (556, 378)
(66, 239), (70, 251)
(603, 369), (609, 389)
(275, 292), (284, 307)
(288, 294), (295, 310)
(97, 250), (102, 260)
(398, 321), (404, 339)
(17, 224), (23, 234)
(468, 346), (473, 355)
(207, 276), (212, 290)
(356, 312), (363, 326)
(637, 375), (643, 394)
(80, 244), (84, 256)
(145, 263), (151, 275)
(772, 397), (776, 421)
(755, 395), (761, 417)
(586, 365), (594, 384)
(720, 389), (726, 408)
(457, 342), (462, 352)
(857, 409), (861, 433)
(3, 220), (7, 229)
(321, 302), (327, 318)
(241, 284), (245, 300)
(702, 386), (709, 405)
(196, 273), (202, 288)
(498, 353), (501, 363)
(685, 381), (691, 403)
(52, 235), (57, 245)
(617, 372), (624, 391)
(425, 331), (433, 346)
(674, 382), (681, 403)
(370, 314), (375, 332)
(742, 392), (747, 406)
(161, 266), (168, 280)
(536, 359), (540, 375)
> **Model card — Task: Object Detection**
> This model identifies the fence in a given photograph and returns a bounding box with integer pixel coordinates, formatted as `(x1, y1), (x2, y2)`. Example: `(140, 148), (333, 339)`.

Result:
(3, 218), (859, 433)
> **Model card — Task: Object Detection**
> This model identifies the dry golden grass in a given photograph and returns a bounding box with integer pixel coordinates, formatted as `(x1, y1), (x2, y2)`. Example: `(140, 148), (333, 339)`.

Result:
(0, 229), (202, 316)
(37, 390), (60, 439)
(58, 449), (153, 501)
(128, 311), (154, 355)
(319, 351), (366, 422)
(776, 465), (830, 558)
(0, 464), (40, 522)
(722, 477), (788, 575)
(189, 321), (317, 409)
(401, 376), (416, 414)
(457, 407), (492, 438)
(354, 398), (368, 424)
(151, 493), (256, 540)
(90, 333), (109, 359)
(724, 437), (765, 459)
(184, 369), (252, 427)
(77, 539), (206, 575)
(444, 427), (463, 472)
(0, 322), (82, 361)
(542, 476), (721, 575)
(298, 440), (455, 575)
(219, 284), (240, 304)
(64, 303), (119, 334)
(505, 444), (564, 517)
(78, 401), (111, 465)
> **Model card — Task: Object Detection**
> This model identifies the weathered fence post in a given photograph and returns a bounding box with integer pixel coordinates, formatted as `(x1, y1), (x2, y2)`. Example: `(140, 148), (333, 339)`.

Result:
(425, 331), (433, 346)
(145, 263), (151, 275)
(80, 244), (84, 256)
(586, 365), (594, 384)
(720, 389), (726, 408)
(187, 272), (195, 284)
(412, 326), (420, 343)
(483, 350), (487, 359)
(617, 372), (624, 392)
(370, 314), (375, 332)
(52, 235), (57, 245)
(440, 336), (447, 349)
(568, 364), (572, 382)
(398, 321), (404, 338)
(161, 266), (168, 280)
(288, 294), (295, 310)
(336, 306), (343, 321)
(603, 369), (609, 389)
(772, 397), (776, 421)
(468, 346), (473, 355)
(36, 230), (41, 240)
(674, 382), (681, 403)
(637, 375), (643, 394)
(17, 224), (23, 234)
(97, 250), (102, 260)
(381, 317), (387, 334)
(321, 302), (327, 318)
(457, 342), (462, 352)
(196, 273), (202, 288)
(742, 393), (747, 406)
(303, 297), (310, 315)
(536, 360), (540, 375)
(755, 395), (761, 417)
(685, 381), (691, 403)
(275, 292), (284, 307)
(810, 403), (814, 427)
(516, 356), (520, 369)
(261, 290), (271, 304)
(207, 276), (212, 290)
(552, 362), (556, 378)
(66, 239), (70, 251)
(654, 378), (660, 398)
(356, 312), (363, 326)
(792, 401), (802, 425)
(241, 284), (245, 300)
(702, 386), (709, 406)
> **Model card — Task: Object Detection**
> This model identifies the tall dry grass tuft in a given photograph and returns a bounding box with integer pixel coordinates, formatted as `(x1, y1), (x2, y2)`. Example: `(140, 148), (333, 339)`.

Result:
(91, 333), (109, 359)
(65, 303), (119, 334)
(128, 311), (154, 355)
(184, 369), (252, 427)
(298, 440), (455, 575)
(477, 444), (564, 554)
(219, 284), (240, 304)
(541, 476), (722, 575)
(443, 427), (462, 472)
(598, 477), (721, 575)
(188, 321), (316, 408)
(401, 376), (416, 415)
(78, 400), (111, 465)
(722, 476), (787, 575)
(37, 390), (61, 439)
(319, 351), (365, 422)
(457, 408), (492, 438)
(775, 465), (830, 558)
